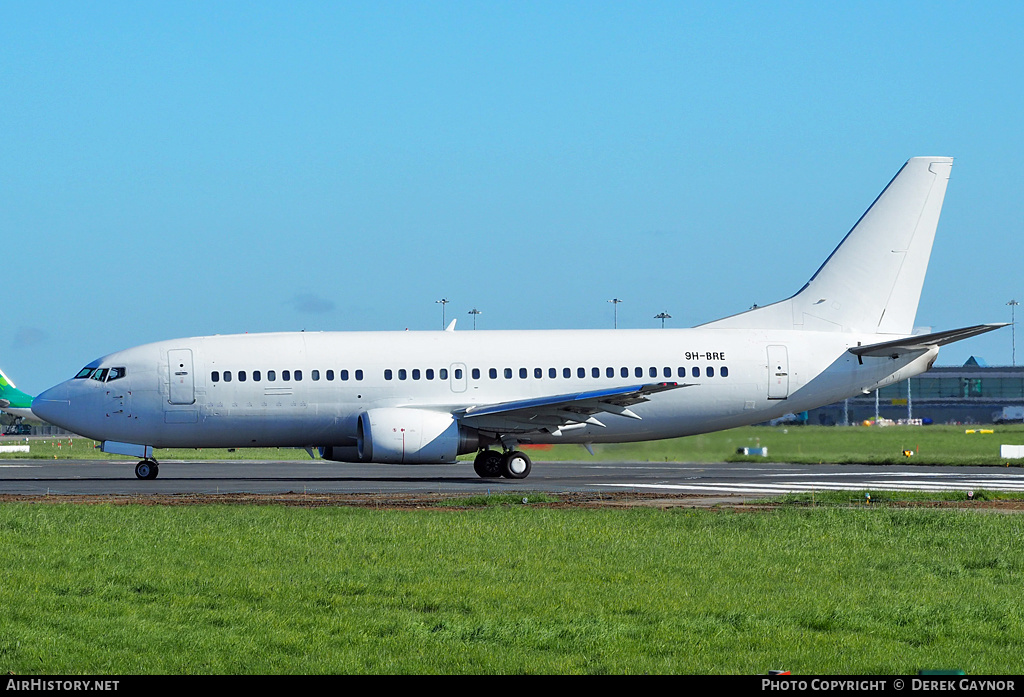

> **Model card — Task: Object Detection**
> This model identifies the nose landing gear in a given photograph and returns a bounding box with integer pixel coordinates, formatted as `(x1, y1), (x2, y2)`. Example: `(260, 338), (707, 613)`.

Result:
(135, 459), (159, 480)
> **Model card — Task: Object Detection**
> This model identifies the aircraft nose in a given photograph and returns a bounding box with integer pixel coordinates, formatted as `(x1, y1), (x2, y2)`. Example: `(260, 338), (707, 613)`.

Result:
(32, 383), (70, 427)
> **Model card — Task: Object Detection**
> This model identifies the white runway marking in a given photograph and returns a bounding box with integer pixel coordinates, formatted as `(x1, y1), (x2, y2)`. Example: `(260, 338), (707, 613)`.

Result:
(604, 478), (1024, 494)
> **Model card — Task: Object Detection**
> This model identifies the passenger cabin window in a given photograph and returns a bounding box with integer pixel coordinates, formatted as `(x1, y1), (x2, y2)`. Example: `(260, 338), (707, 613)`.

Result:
(341, 370), (349, 381)
(253, 370), (261, 382)
(439, 368), (448, 380)
(355, 370), (363, 381)
(268, 370), (277, 382)
(535, 368), (543, 379)
(326, 370), (334, 381)
(238, 370), (246, 382)
(721, 367), (729, 377)
(211, 371), (220, 383)
(312, 370), (320, 381)
(472, 368), (480, 379)
(426, 369), (435, 380)
(283, 370), (291, 381)
(384, 369), (393, 380)
(223, 371), (232, 382)
(294, 370), (302, 381)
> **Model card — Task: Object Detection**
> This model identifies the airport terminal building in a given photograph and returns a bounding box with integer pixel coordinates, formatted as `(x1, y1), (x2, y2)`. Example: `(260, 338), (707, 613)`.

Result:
(809, 359), (1024, 426)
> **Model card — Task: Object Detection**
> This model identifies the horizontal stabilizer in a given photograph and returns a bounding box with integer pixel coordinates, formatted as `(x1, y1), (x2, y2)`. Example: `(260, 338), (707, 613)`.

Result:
(848, 324), (1007, 359)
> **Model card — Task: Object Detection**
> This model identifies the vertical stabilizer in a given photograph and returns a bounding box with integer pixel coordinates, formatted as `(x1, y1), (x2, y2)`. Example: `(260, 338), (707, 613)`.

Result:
(0, 368), (35, 410)
(704, 157), (953, 335)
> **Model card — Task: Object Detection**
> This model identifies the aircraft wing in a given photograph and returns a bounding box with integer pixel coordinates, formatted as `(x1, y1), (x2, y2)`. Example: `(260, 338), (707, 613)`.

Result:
(848, 323), (1007, 359)
(455, 382), (691, 435)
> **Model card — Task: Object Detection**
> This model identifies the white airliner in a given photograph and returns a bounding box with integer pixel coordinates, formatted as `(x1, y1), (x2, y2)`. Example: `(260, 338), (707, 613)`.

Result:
(30, 157), (1003, 479)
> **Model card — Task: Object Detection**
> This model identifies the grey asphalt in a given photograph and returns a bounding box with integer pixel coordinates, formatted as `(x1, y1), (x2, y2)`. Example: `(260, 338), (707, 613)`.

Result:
(1, 458), (1022, 497)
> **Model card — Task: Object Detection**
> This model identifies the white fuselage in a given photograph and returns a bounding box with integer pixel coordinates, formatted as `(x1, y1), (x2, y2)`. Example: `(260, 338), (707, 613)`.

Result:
(31, 327), (937, 452)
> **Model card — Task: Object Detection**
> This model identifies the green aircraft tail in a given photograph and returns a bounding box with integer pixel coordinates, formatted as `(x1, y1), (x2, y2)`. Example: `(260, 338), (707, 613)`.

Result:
(0, 368), (34, 410)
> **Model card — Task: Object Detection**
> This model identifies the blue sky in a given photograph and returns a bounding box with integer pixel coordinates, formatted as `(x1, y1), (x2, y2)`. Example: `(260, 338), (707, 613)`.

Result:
(2, 1), (1022, 393)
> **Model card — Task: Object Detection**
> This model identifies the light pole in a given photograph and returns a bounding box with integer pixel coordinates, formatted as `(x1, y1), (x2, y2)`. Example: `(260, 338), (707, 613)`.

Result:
(468, 308), (481, 330)
(654, 312), (671, 328)
(1009, 300), (1019, 366)
(608, 298), (622, 329)
(435, 298), (449, 329)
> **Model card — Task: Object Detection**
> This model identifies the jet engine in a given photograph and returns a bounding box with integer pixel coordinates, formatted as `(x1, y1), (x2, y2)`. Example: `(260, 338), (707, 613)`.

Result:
(321, 408), (477, 464)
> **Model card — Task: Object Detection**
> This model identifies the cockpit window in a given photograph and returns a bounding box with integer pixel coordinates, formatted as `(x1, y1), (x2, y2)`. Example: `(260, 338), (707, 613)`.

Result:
(75, 366), (126, 382)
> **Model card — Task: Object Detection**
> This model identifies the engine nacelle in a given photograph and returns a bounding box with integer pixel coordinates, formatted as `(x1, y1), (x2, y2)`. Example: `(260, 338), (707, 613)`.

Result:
(349, 408), (477, 464)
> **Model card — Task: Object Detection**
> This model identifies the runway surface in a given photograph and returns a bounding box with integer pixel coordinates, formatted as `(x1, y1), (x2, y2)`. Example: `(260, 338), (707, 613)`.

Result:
(1, 458), (1023, 497)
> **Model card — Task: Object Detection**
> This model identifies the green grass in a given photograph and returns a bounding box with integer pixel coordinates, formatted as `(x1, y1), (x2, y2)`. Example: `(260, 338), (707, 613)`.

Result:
(10, 424), (1024, 465)
(0, 439), (316, 461)
(771, 489), (1024, 506)
(509, 424), (1024, 466)
(1, 503), (1022, 674)
(446, 493), (561, 507)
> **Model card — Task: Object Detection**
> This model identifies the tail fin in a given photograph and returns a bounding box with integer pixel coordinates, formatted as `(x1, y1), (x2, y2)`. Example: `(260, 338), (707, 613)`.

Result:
(0, 368), (34, 410)
(0, 366), (34, 415)
(703, 157), (953, 335)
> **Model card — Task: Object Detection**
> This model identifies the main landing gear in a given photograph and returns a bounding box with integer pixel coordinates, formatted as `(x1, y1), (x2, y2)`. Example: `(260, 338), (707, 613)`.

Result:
(473, 449), (532, 479)
(135, 459), (159, 480)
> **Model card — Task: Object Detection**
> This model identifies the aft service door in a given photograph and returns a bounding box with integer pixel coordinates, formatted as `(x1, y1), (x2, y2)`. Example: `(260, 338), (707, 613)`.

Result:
(167, 348), (196, 405)
(767, 345), (790, 400)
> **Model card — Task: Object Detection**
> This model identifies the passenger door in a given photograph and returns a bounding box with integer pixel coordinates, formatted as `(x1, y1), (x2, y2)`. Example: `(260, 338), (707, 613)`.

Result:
(167, 348), (196, 405)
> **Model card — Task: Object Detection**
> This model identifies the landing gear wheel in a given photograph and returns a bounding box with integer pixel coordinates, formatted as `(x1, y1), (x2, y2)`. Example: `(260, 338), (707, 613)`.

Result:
(473, 450), (504, 478)
(135, 460), (159, 480)
(501, 450), (532, 479)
